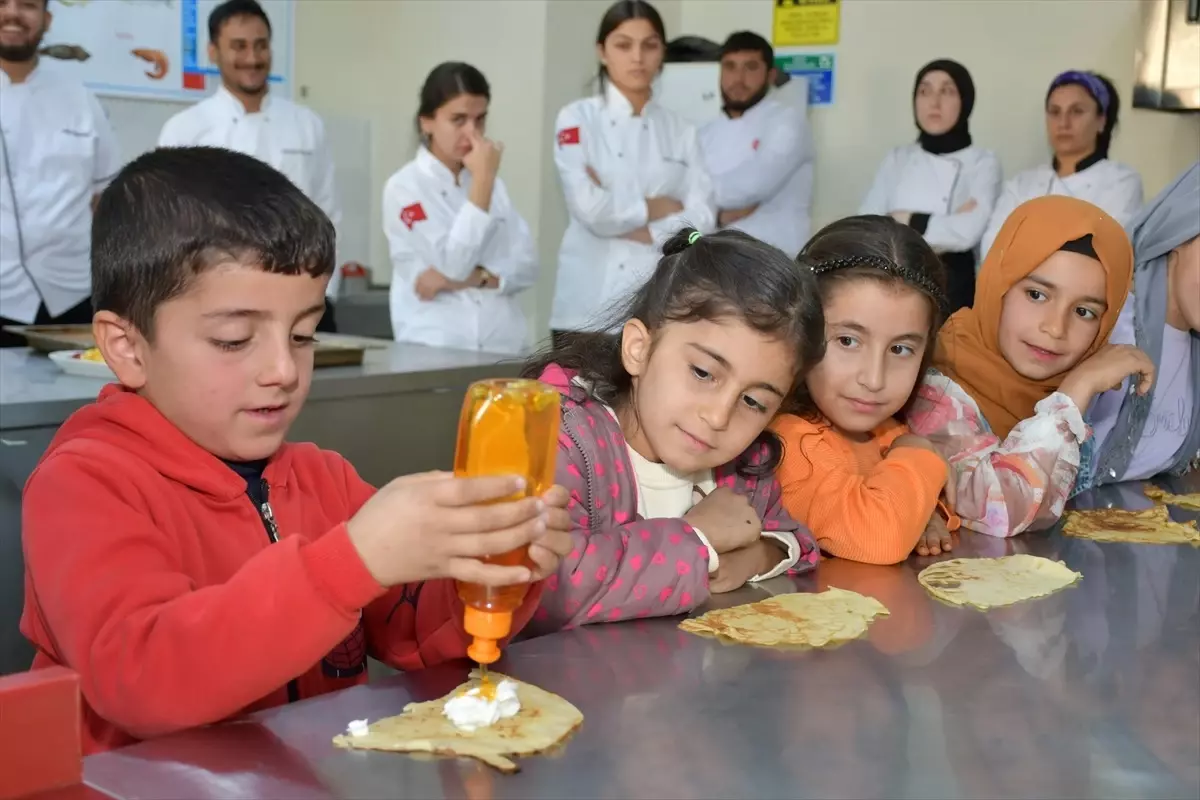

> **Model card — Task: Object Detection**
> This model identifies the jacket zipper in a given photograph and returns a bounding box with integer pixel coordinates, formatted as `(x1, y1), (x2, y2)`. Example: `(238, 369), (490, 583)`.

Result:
(253, 478), (299, 704)
(564, 422), (600, 530)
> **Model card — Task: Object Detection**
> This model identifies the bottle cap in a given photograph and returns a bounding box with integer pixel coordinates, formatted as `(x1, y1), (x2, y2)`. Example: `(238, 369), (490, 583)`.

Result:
(463, 607), (512, 665)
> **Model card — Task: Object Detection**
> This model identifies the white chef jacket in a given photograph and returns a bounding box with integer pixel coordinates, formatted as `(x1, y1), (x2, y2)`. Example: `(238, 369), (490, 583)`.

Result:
(158, 86), (343, 297)
(981, 158), (1143, 258)
(700, 97), (814, 256)
(0, 64), (120, 322)
(382, 147), (537, 355)
(859, 143), (1001, 257)
(550, 83), (716, 332)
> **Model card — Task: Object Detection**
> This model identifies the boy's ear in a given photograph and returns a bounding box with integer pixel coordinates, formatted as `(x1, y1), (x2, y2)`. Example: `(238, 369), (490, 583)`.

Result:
(93, 311), (149, 390)
(620, 319), (652, 378)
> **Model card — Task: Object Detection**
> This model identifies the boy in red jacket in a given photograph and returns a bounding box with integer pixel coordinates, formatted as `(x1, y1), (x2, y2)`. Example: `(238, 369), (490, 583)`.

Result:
(19, 147), (570, 754)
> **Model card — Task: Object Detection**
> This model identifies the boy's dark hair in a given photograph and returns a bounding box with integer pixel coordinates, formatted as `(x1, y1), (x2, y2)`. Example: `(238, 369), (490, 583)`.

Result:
(416, 62), (490, 137)
(92, 146), (334, 338)
(208, 0), (272, 44)
(596, 0), (666, 92)
(721, 31), (773, 67)
(523, 227), (824, 476)
(788, 215), (948, 421)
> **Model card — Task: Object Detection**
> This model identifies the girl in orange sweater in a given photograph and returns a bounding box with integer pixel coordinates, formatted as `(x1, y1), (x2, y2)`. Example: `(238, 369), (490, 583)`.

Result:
(774, 215), (958, 564)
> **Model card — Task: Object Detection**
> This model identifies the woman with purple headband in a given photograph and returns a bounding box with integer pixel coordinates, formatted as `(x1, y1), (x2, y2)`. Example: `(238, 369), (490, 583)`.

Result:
(982, 70), (1143, 256)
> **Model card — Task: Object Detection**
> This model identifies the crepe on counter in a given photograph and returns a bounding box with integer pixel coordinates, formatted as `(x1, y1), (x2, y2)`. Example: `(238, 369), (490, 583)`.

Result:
(917, 554), (1081, 610)
(332, 672), (582, 774)
(1063, 504), (1200, 547)
(679, 587), (889, 648)
(1143, 484), (1200, 511)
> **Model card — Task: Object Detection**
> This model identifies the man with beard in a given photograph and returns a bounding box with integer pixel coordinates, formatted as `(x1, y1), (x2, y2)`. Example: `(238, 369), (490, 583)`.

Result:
(699, 31), (813, 256)
(158, 0), (343, 332)
(0, 0), (120, 347)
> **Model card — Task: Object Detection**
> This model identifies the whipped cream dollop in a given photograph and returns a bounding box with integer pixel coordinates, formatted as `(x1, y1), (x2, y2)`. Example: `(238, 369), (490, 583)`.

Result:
(443, 679), (521, 731)
(346, 718), (370, 737)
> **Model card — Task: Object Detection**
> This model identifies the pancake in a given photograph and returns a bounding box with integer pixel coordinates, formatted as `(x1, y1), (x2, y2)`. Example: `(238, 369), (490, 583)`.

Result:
(332, 671), (582, 773)
(1063, 504), (1200, 547)
(679, 588), (889, 648)
(917, 554), (1081, 610)
(1143, 484), (1200, 512)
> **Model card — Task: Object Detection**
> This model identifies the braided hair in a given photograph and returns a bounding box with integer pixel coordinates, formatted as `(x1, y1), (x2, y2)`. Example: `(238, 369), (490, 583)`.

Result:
(786, 214), (948, 420)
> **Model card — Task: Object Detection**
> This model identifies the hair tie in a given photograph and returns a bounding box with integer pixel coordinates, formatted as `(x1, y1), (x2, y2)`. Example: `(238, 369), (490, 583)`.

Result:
(688, 231), (702, 245)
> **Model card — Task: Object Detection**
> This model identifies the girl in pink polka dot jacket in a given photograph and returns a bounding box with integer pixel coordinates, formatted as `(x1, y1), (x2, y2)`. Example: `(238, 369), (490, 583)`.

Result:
(522, 228), (823, 632)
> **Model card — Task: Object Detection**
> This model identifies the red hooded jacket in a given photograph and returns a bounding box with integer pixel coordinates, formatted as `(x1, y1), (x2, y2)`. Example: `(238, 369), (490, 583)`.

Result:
(20, 385), (540, 753)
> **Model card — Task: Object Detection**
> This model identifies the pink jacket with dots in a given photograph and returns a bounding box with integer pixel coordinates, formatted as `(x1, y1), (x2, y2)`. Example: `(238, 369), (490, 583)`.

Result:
(527, 364), (819, 635)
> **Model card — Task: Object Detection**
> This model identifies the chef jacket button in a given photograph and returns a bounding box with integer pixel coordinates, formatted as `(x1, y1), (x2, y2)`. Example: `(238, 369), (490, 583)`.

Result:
(619, 263), (625, 270)
(618, 153), (623, 158)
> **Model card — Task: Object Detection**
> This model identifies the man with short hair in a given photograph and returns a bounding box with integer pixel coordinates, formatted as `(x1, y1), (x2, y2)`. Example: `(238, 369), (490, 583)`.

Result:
(0, 0), (120, 346)
(158, 0), (344, 331)
(699, 31), (814, 256)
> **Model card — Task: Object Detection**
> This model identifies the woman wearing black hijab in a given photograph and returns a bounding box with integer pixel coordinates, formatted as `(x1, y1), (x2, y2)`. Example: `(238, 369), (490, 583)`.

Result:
(860, 59), (1001, 312)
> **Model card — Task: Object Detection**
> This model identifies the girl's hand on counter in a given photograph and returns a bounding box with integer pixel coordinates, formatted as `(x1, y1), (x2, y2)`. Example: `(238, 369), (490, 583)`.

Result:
(347, 471), (547, 587)
(528, 485), (573, 582)
(709, 539), (783, 594)
(913, 514), (954, 558)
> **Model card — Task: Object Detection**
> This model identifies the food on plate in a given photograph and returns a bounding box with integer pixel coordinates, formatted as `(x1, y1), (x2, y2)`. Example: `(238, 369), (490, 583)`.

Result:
(1063, 505), (1200, 547)
(917, 554), (1081, 610)
(331, 671), (582, 774)
(75, 348), (105, 362)
(1143, 484), (1200, 511)
(679, 588), (889, 648)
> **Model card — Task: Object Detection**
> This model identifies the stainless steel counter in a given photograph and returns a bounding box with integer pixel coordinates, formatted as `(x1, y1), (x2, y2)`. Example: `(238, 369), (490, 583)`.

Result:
(0, 343), (519, 430)
(81, 476), (1200, 800)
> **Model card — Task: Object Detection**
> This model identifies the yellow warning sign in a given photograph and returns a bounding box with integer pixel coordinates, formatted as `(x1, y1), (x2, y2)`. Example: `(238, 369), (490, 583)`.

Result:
(773, 0), (841, 47)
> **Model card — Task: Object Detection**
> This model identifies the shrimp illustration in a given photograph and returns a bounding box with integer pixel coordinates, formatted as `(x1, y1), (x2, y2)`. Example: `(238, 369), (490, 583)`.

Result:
(131, 48), (168, 80)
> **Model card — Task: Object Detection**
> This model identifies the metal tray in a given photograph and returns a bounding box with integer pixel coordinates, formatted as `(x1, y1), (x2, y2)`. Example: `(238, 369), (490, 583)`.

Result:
(2, 324), (370, 368)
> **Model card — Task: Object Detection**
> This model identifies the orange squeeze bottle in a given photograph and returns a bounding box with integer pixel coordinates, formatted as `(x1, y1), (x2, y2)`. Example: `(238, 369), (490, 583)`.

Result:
(454, 379), (561, 666)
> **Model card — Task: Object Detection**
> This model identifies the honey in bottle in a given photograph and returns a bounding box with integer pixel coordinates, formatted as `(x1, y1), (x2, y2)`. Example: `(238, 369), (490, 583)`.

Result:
(454, 379), (560, 666)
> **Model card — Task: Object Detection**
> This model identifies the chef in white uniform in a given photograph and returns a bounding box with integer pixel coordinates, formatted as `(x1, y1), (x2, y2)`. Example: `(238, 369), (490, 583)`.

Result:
(381, 62), (537, 355)
(157, 0), (343, 332)
(982, 70), (1143, 257)
(0, 0), (120, 346)
(550, 0), (715, 338)
(700, 31), (813, 257)
(860, 59), (1000, 312)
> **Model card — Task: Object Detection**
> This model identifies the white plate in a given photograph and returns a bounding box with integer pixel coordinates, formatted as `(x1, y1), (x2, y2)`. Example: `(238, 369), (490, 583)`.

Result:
(48, 350), (116, 380)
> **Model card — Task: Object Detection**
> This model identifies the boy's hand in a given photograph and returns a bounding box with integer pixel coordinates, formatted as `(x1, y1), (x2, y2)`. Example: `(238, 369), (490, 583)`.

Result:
(527, 485), (573, 581)
(684, 487), (762, 554)
(709, 539), (783, 594)
(348, 472), (547, 587)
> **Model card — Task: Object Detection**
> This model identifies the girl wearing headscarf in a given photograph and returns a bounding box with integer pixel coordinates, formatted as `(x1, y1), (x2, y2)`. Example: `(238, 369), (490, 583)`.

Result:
(1086, 162), (1200, 486)
(906, 195), (1152, 538)
(982, 70), (1143, 256)
(860, 59), (1001, 313)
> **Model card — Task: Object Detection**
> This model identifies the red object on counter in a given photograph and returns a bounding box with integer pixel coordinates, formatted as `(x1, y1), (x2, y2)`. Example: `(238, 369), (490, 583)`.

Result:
(0, 667), (83, 799)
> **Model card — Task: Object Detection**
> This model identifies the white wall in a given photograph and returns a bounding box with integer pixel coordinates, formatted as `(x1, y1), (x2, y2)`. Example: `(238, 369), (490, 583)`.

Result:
(680, 0), (1200, 232)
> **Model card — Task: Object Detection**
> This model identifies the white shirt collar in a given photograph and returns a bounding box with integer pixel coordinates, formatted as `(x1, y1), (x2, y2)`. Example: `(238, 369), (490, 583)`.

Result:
(0, 59), (44, 89)
(603, 80), (655, 119)
(417, 146), (468, 187)
(215, 84), (273, 118)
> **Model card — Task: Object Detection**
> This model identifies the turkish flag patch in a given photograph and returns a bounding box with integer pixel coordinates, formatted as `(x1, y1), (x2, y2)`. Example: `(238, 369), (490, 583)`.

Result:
(752, 138), (761, 151)
(400, 202), (427, 230)
(557, 126), (581, 147)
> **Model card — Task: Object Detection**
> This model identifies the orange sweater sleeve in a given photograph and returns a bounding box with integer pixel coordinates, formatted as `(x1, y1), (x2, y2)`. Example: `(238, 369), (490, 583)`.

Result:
(774, 415), (947, 565)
